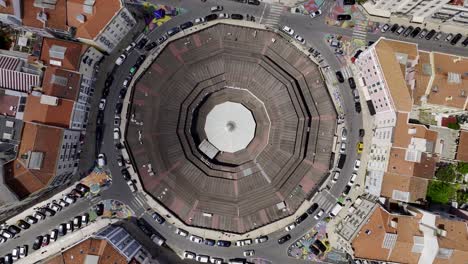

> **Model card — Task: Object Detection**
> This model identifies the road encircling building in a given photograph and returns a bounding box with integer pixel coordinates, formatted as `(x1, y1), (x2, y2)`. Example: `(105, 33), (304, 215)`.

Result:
(126, 23), (337, 233)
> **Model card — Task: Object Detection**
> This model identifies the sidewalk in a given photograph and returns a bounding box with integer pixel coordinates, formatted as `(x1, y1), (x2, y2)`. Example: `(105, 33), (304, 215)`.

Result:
(15, 218), (118, 264)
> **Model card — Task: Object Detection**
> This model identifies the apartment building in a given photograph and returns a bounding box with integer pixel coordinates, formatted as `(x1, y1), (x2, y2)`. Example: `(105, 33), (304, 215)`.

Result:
(0, 0), (136, 52)
(0, 53), (41, 93)
(352, 204), (468, 263)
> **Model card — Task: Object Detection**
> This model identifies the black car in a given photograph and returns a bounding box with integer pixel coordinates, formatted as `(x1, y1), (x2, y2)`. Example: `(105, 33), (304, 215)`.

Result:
(7, 226), (20, 235)
(353, 49), (362, 59)
(58, 223), (67, 236)
(151, 212), (165, 224)
(33, 236), (42, 250)
(390, 24), (399, 33)
(355, 102), (362, 113)
(70, 188), (84, 198)
(359, 128), (365, 137)
(343, 0), (355, 4)
(295, 213), (308, 224)
(121, 168), (130, 180)
(96, 110), (104, 126)
(314, 240), (327, 252)
(167, 27), (180, 36)
(157, 35), (168, 44)
(76, 183), (89, 194)
(115, 102), (123, 114)
(425, 29), (437, 40)
(73, 216), (82, 229)
(337, 14), (351, 21)
(230, 14), (244, 20)
(307, 203), (319, 214)
(119, 88), (127, 99)
(39, 208), (56, 217)
(343, 185), (351, 196)
(410, 27), (421, 38)
(461, 36), (468, 47)
(403, 26), (414, 37)
(216, 240), (231, 247)
(205, 14), (218, 21)
(25, 215), (38, 224)
(94, 203), (104, 216)
(278, 234), (291, 244)
(136, 55), (146, 66)
(205, 239), (216, 246)
(104, 75), (114, 88)
(335, 71), (344, 83)
(16, 220), (30, 230)
(145, 41), (158, 51)
(451, 33), (463, 45)
(180, 21), (194, 30)
(102, 86), (110, 97)
(309, 244), (321, 255)
(137, 38), (148, 49)
(348, 77), (356, 89)
(248, 0), (260, 5)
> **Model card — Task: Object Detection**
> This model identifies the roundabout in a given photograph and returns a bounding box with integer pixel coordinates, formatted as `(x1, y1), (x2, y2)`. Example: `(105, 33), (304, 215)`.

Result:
(125, 23), (337, 233)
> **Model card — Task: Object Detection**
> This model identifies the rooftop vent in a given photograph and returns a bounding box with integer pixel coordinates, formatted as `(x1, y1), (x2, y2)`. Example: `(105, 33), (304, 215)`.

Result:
(51, 74), (68, 86)
(36, 11), (48, 23)
(26, 151), (44, 170)
(390, 218), (398, 228)
(437, 224), (447, 237)
(76, 14), (86, 23)
(432, 85), (439, 93)
(83, 0), (95, 14)
(49, 45), (66, 60)
(40, 95), (59, 106)
(34, 0), (57, 9)
(411, 236), (425, 253)
(447, 72), (461, 84)
(408, 128), (417, 135)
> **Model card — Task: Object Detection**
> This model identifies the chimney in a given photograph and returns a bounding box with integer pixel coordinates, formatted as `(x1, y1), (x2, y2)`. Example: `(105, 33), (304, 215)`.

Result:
(437, 224), (447, 237)
(390, 218), (398, 228)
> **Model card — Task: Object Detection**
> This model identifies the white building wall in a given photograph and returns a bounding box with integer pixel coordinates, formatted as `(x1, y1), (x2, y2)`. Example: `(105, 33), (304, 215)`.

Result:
(54, 129), (80, 184)
(94, 8), (136, 53)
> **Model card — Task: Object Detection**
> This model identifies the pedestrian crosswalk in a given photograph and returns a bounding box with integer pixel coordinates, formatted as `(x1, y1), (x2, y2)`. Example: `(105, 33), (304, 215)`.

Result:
(313, 190), (338, 212)
(340, 66), (353, 79)
(352, 19), (368, 42)
(260, 3), (284, 28)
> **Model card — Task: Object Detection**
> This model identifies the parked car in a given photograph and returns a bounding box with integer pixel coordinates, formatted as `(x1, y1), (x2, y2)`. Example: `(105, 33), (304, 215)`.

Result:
(230, 14), (243, 20)
(94, 203), (104, 216)
(50, 229), (58, 242)
(196, 255), (210, 263)
(0, 230), (13, 239)
(73, 216), (81, 229)
(124, 42), (136, 52)
(278, 234), (291, 244)
(175, 228), (189, 237)
(183, 251), (196, 259)
(354, 159), (361, 171)
(307, 203), (319, 214)
(145, 41), (158, 51)
(16, 220), (30, 230)
(343, 185), (351, 196)
(435, 32), (443, 41)
(340, 142), (346, 153)
(194, 17), (206, 24)
(66, 221), (74, 233)
(445, 33), (454, 42)
(137, 38), (148, 49)
(167, 27), (180, 36)
(332, 171), (340, 183)
(390, 24), (399, 33)
(18, 245), (27, 258)
(7, 226), (20, 236)
(180, 21), (194, 30)
(281, 25), (294, 36)
(210, 6), (223, 12)
(294, 34), (306, 44)
(25, 215), (38, 224)
(243, 250), (255, 257)
(355, 102), (362, 113)
(97, 153), (106, 168)
(425, 29), (437, 40)
(121, 168), (130, 181)
(81, 214), (89, 226)
(314, 209), (324, 219)
(157, 34), (168, 44)
(205, 13), (218, 21)
(58, 223), (67, 236)
(451, 33), (463, 45)
(11, 248), (19, 261)
(357, 142), (364, 154)
(151, 212), (165, 224)
(410, 27), (421, 38)
(348, 77), (356, 89)
(380, 23), (390, 33)
(462, 36), (468, 47)
(310, 10), (322, 18)
(348, 173), (357, 186)
(189, 235), (204, 243)
(403, 26), (414, 37)
(39, 207), (56, 217)
(335, 71), (344, 83)
(98, 98), (106, 110)
(33, 236), (42, 250)
(396, 26), (405, 35)
(341, 128), (347, 141)
(115, 54), (126, 66)
(419, 29), (428, 39)
(255, 236), (268, 244)
(216, 240), (231, 247)
(33, 211), (46, 221)
(64, 195), (76, 204)
(248, 0), (260, 5)
(42, 234), (50, 247)
(58, 199), (69, 208)
(295, 213), (308, 224)
(359, 128), (365, 137)
(218, 13), (229, 19)
(205, 238), (216, 246)
(285, 223), (296, 231)
(337, 14), (351, 20)
(115, 102), (123, 114)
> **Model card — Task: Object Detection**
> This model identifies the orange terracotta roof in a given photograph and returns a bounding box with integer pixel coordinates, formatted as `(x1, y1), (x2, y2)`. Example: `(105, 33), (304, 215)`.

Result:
(457, 130), (468, 162)
(67, 0), (122, 40)
(40, 37), (87, 71)
(43, 238), (128, 264)
(4, 123), (62, 198)
(0, 0), (14, 15)
(22, 0), (67, 31)
(387, 148), (437, 179)
(393, 112), (438, 148)
(375, 39), (417, 112)
(23, 95), (74, 128)
(413, 51), (432, 106)
(381, 172), (429, 203)
(0, 89), (21, 117)
(42, 67), (81, 101)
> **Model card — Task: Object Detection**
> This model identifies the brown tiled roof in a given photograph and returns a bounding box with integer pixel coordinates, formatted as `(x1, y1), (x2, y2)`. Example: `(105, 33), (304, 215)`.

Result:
(4, 123), (62, 198)
(381, 172), (429, 203)
(425, 52), (468, 110)
(67, 0), (122, 40)
(0, 89), (21, 117)
(40, 38), (87, 71)
(393, 112), (438, 149)
(43, 238), (128, 264)
(413, 51), (432, 106)
(22, 0), (67, 31)
(456, 130), (468, 162)
(42, 67), (81, 101)
(375, 38), (417, 112)
(0, 0), (14, 15)
(387, 148), (437, 179)
(23, 95), (74, 128)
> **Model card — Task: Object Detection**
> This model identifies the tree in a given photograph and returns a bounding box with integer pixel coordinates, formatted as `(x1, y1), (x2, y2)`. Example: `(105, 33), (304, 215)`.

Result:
(457, 162), (468, 175)
(435, 165), (456, 182)
(457, 190), (468, 204)
(447, 122), (460, 130)
(427, 181), (456, 204)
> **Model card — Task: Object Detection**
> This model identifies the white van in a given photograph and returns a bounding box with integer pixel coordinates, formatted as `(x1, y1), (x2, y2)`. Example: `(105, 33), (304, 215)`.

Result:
(127, 180), (137, 192)
(196, 255), (210, 263)
(113, 128), (120, 140)
(331, 171), (340, 183)
(329, 203), (343, 217)
(348, 173), (357, 186)
(151, 234), (165, 246)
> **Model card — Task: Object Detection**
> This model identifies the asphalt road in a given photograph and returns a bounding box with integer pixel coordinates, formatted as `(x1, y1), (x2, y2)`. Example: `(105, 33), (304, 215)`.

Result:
(3, 0), (467, 262)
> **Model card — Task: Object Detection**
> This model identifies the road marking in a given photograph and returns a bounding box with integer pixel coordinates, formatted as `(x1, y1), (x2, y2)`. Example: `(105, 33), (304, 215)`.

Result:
(261, 3), (284, 28)
(259, 3), (268, 24)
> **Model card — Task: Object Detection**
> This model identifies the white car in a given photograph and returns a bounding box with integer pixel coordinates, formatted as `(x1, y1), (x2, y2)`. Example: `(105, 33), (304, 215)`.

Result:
(115, 54), (127, 66)
(285, 222), (296, 231)
(127, 180), (137, 192)
(97, 153), (106, 168)
(189, 235), (203, 243)
(175, 228), (189, 237)
(183, 251), (196, 259)
(113, 128), (120, 140)
(124, 42), (136, 52)
(210, 258), (223, 264)
(331, 171), (340, 183)
(310, 10), (322, 18)
(235, 239), (252, 246)
(12, 248), (19, 260)
(381, 24), (390, 33)
(282, 25), (294, 36)
(348, 173), (357, 186)
(211, 6), (223, 12)
(98, 98), (106, 110)
(294, 34), (306, 44)
(196, 255), (210, 263)
(243, 250), (255, 257)
(19, 245), (27, 258)
(340, 142), (346, 153)
(314, 209), (324, 220)
(341, 128), (347, 141)
(255, 236), (268, 243)
(218, 13), (229, 19)
(194, 17), (206, 24)
(354, 159), (361, 171)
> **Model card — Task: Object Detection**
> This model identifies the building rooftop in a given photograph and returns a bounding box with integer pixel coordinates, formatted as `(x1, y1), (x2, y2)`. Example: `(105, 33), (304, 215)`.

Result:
(413, 51), (432, 106)
(393, 112), (438, 149)
(380, 172), (429, 203)
(40, 37), (87, 71)
(22, 0), (68, 32)
(0, 89), (23, 117)
(4, 122), (62, 198)
(375, 38), (418, 112)
(23, 94), (73, 128)
(41, 67), (81, 101)
(67, 0), (122, 40)
(456, 130), (468, 162)
(0, 0), (15, 15)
